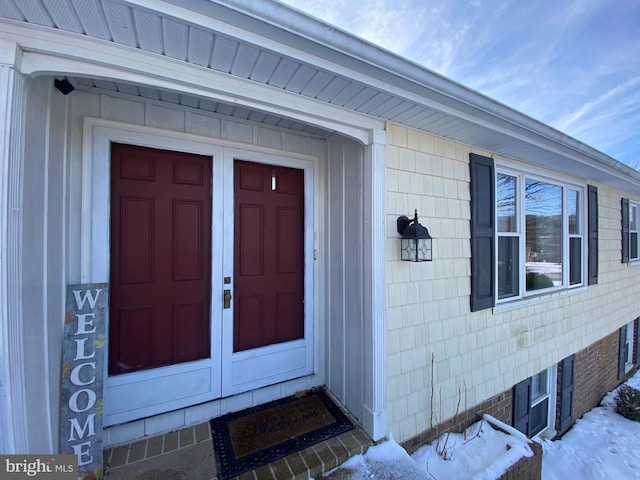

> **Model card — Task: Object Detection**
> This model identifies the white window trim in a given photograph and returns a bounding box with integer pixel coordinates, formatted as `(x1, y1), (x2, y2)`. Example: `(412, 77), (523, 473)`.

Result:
(532, 366), (557, 440)
(494, 160), (587, 306)
(629, 200), (639, 263)
(626, 320), (635, 373)
(567, 187), (583, 286)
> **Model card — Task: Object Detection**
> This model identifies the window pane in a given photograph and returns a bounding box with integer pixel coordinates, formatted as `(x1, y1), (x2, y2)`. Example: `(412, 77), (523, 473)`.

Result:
(497, 173), (517, 232)
(569, 237), (582, 285)
(531, 370), (548, 402)
(626, 322), (634, 365)
(632, 232), (638, 260)
(525, 180), (562, 291)
(568, 190), (580, 234)
(498, 236), (519, 299)
(631, 205), (637, 231)
(530, 398), (549, 437)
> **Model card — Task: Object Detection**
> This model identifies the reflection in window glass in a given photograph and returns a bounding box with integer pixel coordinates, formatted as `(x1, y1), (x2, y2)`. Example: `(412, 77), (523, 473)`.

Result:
(497, 174), (517, 232)
(569, 189), (582, 285)
(568, 190), (580, 235)
(631, 205), (639, 261)
(498, 236), (519, 299)
(530, 398), (549, 437)
(531, 370), (548, 402)
(525, 180), (562, 291)
(569, 238), (582, 285)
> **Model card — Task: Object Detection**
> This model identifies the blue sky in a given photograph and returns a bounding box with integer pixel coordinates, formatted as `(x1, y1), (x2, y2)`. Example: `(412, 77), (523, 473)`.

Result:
(280, 0), (640, 169)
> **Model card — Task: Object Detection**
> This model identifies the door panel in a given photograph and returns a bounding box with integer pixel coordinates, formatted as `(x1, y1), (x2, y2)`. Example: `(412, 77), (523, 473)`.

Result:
(233, 161), (304, 352)
(222, 159), (312, 395)
(109, 143), (211, 374)
(106, 143), (217, 426)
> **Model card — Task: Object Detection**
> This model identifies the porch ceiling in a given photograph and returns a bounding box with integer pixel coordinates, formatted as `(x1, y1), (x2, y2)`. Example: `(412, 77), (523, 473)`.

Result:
(72, 77), (334, 138)
(2, 0), (639, 195)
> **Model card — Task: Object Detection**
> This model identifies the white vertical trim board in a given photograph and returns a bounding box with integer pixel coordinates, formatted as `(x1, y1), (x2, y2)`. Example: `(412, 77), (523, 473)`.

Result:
(363, 128), (388, 441)
(0, 62), (28, 453)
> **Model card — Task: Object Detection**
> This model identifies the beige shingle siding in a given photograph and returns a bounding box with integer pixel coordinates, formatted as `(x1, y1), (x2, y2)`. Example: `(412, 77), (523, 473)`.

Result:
(384, 123), (640, 442)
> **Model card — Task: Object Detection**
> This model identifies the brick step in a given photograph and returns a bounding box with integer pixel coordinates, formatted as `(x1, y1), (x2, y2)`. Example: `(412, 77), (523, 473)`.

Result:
(232, 428), (372, 480)
(104, 423), (372, 480)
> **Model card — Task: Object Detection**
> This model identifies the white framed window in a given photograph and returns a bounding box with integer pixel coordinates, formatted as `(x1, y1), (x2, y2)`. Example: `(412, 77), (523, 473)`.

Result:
(630, 201), (639, 262)
(513, 366), (557, 438)
(625, 320), (635, 373)
(496, 164), (586, 302)
(530, 367), (556, 438)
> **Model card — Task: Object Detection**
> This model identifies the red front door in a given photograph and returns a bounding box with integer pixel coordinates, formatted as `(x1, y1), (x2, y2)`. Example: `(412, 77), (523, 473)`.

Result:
(109, 143), (212, 375)
(234, 160), (304, 352)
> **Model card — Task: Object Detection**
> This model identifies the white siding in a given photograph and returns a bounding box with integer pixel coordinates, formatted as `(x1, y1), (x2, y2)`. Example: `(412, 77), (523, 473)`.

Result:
(326, 134), (365, 424)
(20, 77), (70, 453)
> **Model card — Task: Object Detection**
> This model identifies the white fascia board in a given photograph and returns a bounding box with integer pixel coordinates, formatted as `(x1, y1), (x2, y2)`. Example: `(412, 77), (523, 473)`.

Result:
(109, 2), (555, 141)
(0, 23), (382, 144)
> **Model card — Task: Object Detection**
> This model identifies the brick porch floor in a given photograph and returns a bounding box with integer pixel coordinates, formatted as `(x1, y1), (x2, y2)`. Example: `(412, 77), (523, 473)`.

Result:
(103, 422), (372, 480)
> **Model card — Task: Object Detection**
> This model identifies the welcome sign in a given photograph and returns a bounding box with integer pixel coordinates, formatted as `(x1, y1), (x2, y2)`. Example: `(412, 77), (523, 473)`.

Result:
(60, 284), (107, 480)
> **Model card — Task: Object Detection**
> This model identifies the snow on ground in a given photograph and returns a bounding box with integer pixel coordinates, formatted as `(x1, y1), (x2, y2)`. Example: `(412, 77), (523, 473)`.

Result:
(319, 369), (640, 479)
(541, 370), (640, 480)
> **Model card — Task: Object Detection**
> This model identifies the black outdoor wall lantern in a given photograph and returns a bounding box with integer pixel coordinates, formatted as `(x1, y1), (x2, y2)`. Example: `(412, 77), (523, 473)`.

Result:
(397, 209), (433, 262)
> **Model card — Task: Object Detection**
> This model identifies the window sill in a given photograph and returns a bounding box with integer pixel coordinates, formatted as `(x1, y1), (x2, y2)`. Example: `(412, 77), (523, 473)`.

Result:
(493, 286), (587, 313)
(534, 427), (557, 442)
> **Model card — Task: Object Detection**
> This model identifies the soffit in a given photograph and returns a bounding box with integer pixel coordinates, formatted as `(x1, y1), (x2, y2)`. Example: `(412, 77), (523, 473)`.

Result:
(1, 0), (639, 195)
(72, 77), (334, 138)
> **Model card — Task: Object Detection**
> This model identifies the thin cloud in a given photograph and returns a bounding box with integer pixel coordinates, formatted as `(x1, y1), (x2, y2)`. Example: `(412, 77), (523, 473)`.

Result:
(556, 78), (640, 132)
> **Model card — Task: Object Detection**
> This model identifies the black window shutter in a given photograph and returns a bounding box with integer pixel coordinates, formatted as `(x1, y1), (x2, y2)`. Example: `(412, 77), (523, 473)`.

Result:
(513, 377), (531, 436)
(469, 153), (495, 312)
(635, 318), (640, 364)
(587, 185), (598, 285)
(559, 355), (575, 431)
(622, 198), (630, 263)
(619, 324), (628, 380)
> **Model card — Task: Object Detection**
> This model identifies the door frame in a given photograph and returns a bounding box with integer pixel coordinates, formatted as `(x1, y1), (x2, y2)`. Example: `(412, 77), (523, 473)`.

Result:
(85, 121), (224, 426)
(82, 118), (317, 426)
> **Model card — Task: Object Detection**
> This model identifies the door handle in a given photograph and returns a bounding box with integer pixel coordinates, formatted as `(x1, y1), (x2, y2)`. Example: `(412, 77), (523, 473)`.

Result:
(223, 289), (232, 309)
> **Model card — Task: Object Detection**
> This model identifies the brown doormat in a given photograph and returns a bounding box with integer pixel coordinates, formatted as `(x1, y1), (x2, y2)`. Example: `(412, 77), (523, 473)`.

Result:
(210, 388), (354, 479)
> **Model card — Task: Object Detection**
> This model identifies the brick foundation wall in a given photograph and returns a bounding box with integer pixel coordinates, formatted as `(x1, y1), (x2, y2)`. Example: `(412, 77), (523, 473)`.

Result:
(556, 328), (639, 436)
(572, 330), (622, 423)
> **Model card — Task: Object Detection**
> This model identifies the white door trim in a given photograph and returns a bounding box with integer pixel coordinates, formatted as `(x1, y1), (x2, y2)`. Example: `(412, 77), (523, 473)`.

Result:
(82, 118), (317, 426)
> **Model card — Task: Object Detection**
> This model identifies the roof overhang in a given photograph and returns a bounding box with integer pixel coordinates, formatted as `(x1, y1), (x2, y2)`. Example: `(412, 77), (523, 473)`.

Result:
(1, 0), (639, 195)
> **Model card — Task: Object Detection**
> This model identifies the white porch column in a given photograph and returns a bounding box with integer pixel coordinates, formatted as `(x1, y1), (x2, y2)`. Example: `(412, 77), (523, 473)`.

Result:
(0, 40), (27, 454)
(362, 128), (387, 441)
